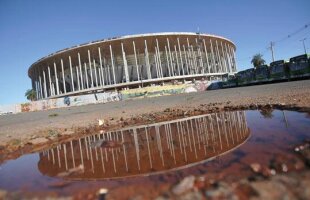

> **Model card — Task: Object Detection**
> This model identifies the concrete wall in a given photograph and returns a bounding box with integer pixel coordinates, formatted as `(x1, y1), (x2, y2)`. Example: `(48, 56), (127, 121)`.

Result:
(0, 80), (215, 115)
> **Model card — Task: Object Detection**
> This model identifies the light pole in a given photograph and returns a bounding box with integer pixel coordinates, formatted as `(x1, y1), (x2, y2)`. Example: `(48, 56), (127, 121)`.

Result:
(300, 38), (307, 54)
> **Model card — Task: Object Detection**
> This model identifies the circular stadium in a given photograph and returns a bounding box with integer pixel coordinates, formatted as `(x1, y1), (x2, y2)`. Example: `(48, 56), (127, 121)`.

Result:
(28, 32), (237, 100)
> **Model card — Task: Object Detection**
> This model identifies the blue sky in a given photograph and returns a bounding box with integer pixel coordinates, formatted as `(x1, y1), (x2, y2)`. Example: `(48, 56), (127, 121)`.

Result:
(0, 0), (309, 104)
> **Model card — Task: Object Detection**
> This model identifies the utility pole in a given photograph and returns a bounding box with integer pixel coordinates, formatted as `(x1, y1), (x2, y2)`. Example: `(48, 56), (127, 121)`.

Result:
(300, 38), (307, 54)
(268, 42), (275, 62)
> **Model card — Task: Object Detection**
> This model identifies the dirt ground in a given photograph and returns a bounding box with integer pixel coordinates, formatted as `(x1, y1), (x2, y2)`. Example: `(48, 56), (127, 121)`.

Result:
(1, 79), (310, 148)
(0, 80), (310, 200)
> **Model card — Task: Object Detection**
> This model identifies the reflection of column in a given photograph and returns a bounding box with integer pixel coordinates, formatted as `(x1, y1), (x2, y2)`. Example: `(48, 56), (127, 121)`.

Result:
(133, 129), (141, 171)
(57, 146), (61, 168)
(63, 144), (68, 170)
(155, 125), (165, 166)
(70, 141), (76, 168)
(145, 127), (152, 168)
(78, 138), (84, 166)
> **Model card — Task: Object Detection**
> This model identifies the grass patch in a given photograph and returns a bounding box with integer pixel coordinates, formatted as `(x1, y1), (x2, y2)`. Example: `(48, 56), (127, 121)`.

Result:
(48, 129), (59, 137)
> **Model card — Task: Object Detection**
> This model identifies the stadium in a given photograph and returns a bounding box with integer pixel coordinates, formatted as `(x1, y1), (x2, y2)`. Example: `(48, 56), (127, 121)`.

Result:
(28, 32), (237, 100)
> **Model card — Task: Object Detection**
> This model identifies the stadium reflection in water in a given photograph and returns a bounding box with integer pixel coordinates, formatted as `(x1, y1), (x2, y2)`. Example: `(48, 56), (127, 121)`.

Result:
(38, 111), (250, 180)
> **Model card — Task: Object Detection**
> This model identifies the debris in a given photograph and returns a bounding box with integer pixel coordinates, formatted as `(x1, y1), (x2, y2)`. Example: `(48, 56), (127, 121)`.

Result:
(172, 175), (195, 195)
(97, 188), (108, 200)
(98, 119), (104, 126)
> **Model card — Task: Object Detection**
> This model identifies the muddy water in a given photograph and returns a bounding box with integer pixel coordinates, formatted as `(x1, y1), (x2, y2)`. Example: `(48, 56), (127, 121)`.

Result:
(0, 110), (309, 196)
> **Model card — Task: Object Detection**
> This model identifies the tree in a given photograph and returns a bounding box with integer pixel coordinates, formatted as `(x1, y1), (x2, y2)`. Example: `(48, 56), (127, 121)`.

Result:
(25, 89), (36, 101)
(251, 54), (266, 68)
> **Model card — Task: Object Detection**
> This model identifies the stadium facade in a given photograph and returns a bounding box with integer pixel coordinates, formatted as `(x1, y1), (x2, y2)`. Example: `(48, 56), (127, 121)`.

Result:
(28, 32), (237, 100)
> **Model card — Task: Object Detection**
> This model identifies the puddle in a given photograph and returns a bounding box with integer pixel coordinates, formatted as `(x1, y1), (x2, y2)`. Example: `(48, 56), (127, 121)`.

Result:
(0, 110), (309, 196)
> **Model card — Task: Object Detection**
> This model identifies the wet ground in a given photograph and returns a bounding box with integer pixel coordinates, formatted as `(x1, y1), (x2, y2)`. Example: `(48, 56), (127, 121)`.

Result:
(0, 109), (309, 199)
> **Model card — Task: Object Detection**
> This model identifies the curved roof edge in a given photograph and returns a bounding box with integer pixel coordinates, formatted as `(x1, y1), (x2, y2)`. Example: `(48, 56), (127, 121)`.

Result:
(29, 32), (236, 71)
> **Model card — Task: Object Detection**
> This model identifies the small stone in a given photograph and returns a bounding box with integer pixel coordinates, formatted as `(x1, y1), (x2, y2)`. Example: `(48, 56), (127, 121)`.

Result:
(172, 175), (195, 195)
(250, 163), (261, 173)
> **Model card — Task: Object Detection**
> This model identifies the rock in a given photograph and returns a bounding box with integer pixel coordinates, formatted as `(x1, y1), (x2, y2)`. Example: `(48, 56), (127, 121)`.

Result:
(250, 163), (261, 173)
(98, 119), (104, 126)
(251, 179), (296, 200)
(172, 176), (195, 195)
(29, 137), (49, 145)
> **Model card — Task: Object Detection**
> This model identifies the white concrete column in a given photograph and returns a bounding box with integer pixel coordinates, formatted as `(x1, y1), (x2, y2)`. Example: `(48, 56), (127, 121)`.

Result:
(88, 50), (94, 87)
(215, 40), (223, 73)
(69, 56), (75, 92)
(109, 45), (116, 84)
(78, 53), (84, 90)
(177, 38), (184, 75)
(43, 70), (47, 98)
(53, 62), (60, 95)
(132, 41), (140, 81)
(203, 39), (210, 74)
(183, 45), (189, 75)
(84, 63), (89, 88)
(190, 45), (198, 74)
(156, 39), (163, 77)
(48, 66), (52, 96)
(220, 41), (228, 73)
(121, 43), (130, 82)
(186, 38), (194, 74)
(165, 46), (171, 76)
(210, 39), (216, 73)
(174, 45), (180, 75)
(231, 46), (237, 72)
(98, 47), (105, 86)
(39, 75), (43, 99)
(154, 49), (160, 78)
(98, 67), (102, 86)
(225, 43), (232, 73)
(144, 40), (152, 79)
(93, 59), (98, 87)
(166, 38), (173, 76)
(196, 38), (204, 74)
(76, 66), (80, 90)
(61, 59), (66, 93)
